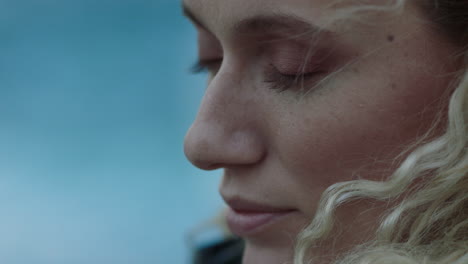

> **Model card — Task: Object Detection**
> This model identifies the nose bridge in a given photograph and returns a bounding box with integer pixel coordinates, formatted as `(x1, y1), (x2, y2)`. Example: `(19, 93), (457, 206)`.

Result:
(200, 71), (252, 126)
(184, 71), (265, 170)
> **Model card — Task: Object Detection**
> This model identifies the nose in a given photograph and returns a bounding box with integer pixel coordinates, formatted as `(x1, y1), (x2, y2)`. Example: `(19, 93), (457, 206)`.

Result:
(184, 71), (266, 170)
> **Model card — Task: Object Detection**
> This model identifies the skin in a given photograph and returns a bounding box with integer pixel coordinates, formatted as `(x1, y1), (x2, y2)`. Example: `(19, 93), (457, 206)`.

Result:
(183, 0), (461, 263)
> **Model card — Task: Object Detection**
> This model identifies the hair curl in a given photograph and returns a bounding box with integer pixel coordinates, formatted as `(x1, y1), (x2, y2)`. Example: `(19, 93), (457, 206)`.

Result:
(294, 1), (468, 263)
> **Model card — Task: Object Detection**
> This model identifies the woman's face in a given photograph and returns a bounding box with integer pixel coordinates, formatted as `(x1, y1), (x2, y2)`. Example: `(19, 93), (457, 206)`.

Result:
(183, 0), (459, 263)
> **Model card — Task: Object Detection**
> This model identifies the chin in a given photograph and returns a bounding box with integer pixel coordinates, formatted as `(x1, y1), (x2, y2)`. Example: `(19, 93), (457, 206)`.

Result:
(242, 241), (294, 264)
(236, 212), (309, 263)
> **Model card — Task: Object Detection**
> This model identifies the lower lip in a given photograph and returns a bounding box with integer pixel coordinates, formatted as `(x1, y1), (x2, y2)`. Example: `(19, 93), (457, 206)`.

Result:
(225, 208), (296, 237)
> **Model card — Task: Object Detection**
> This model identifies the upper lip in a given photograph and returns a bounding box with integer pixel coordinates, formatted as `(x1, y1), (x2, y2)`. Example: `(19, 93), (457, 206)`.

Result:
(222, 196), (295, 213)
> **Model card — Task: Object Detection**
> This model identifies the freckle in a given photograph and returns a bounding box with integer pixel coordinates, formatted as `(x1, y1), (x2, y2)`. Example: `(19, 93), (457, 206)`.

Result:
(391, 83), (397, 90)
(387, 34), (395, 42)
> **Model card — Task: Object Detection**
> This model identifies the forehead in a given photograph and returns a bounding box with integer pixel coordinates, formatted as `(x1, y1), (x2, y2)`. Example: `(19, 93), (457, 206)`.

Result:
(183, 0), (333, 36)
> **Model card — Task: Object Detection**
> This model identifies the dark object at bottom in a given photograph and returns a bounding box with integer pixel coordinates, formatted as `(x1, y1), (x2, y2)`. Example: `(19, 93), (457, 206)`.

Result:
(193, 237), (244, 264)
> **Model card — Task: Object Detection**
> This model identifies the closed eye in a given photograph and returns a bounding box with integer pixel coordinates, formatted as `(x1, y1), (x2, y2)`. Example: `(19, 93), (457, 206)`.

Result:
(264, 64), (324, 92)
(190, 59), (222, 75)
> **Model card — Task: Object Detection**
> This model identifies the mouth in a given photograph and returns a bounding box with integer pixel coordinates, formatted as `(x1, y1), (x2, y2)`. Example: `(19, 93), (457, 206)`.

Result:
(223, 197), (297, 237)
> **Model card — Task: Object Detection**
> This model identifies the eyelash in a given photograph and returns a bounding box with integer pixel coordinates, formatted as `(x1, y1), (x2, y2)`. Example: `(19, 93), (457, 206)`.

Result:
(264, 65), (319, 92)
(190, 59), (222, 75)
(190, 60), (319, 92)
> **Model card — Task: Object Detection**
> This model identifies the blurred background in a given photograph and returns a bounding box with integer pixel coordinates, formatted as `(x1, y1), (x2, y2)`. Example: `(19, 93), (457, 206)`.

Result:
(0, 0), (224, 263)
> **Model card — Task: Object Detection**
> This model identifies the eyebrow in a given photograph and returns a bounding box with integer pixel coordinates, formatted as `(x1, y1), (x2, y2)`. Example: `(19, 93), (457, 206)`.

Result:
(182, 3), (326, 38)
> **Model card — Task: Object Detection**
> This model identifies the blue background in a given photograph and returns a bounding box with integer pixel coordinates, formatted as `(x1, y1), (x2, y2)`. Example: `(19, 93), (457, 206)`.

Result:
(0, 0), (223, 263)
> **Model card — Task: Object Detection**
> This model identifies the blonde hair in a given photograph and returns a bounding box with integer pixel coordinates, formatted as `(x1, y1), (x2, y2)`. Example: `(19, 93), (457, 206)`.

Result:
(294, 1), (468, 263)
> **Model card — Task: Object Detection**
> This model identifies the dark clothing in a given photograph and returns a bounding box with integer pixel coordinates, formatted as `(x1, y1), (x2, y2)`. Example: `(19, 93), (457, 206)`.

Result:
(193, 237), (244, 264)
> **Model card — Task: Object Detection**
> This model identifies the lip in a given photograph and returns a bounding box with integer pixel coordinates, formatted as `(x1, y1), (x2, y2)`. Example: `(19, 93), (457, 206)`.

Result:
(223, 198), (296, 237)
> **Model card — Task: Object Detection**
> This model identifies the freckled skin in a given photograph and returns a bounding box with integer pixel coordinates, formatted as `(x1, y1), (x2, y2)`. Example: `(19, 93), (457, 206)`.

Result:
(183, 0), (461, 263)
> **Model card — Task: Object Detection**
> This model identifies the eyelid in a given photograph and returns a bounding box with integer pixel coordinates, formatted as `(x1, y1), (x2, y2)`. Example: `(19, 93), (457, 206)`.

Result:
(264, 63), (324, 92)
(197, 29), (223, 60)
(269, 46), (325, 75)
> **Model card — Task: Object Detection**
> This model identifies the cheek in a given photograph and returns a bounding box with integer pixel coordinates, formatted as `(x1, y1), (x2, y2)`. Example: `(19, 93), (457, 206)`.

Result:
(272, 51), (453, 190)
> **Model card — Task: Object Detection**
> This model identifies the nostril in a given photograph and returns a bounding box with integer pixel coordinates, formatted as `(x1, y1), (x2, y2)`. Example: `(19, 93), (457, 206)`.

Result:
(195, 162), (223, 171)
